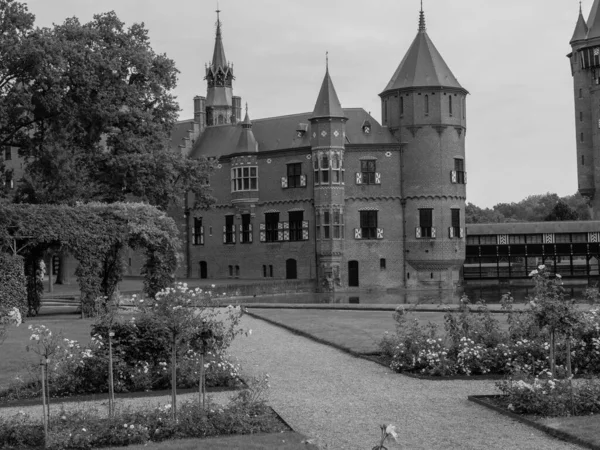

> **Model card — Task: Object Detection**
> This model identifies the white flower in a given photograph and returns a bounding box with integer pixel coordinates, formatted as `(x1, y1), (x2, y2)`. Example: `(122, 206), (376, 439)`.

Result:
(82, 428), (86, 432)
(385, 425), (399, 441)
(555, 274), (562, 279)
(507, 404), (514, 411)
(538, 264), (545, 270)
(130, 424), (134, 429)
(529, 270), (538, 276)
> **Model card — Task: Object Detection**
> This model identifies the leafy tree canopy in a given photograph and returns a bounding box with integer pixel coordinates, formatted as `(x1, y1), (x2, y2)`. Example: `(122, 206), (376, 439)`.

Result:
(0, 1), (214, 210)
(466, 192), (590, 224)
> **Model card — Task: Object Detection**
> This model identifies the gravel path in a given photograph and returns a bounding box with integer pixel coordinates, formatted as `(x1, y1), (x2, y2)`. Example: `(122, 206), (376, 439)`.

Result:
(228, 316), (583, 450)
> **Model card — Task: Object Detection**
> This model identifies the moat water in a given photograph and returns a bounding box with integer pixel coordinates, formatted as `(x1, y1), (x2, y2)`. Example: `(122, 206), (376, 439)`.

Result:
(239, 284), (595, 306)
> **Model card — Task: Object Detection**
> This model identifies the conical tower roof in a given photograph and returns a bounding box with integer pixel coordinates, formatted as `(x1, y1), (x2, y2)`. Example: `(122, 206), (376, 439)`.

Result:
(311, 63), (346, 120)
(382, 8), (465, 93)
(571, 5), (589, 43)
(211, 11), (228, 70)
(235, 104), (258, 153)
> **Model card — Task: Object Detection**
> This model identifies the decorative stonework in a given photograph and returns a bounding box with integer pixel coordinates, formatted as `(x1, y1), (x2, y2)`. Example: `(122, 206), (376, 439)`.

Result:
(407, 126), (421, 138)
(432, 125), (447, 136)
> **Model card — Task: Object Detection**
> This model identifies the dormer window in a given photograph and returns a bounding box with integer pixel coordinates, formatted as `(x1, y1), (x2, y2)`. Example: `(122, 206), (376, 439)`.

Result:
(296, 123), (308, 138)
(362, 119), (372, 134)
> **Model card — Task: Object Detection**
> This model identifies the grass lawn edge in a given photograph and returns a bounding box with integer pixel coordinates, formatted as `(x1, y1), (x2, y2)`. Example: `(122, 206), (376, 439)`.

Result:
(468, 395), (600, 450)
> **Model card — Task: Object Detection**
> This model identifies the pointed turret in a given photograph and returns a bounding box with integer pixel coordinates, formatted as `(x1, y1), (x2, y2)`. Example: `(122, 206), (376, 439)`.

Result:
(235, 104), (258, 153)
(381, 7), (466, 94)
(212, 11), (228, 70)
(588, 0), (600, 40)
(311, 60), (346, 120)
(571, 4), (589, 43)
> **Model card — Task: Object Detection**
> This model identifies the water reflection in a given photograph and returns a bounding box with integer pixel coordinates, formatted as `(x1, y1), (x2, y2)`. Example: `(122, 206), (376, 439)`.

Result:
(241, 285), (593, 305)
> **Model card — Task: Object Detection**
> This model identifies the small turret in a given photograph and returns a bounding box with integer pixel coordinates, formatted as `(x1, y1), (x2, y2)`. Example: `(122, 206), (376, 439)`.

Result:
(235, 104), (258, 153)
(571, 4), (589, 44)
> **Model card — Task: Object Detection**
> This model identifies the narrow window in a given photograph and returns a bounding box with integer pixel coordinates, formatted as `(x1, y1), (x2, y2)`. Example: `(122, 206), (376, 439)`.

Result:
(235, 265), (240, 277)
(360, 210), (378, 240)
(419, 209), (433, 238)
(580, 111), (584, 122)
(321, 153), (330, 184)
(316, 212), (321, 240)
(400, 96), (404, 116)
(380, 258), (386, 270)
(331, 153), (341, 183)
(454, 158), (465, 184)
(581, 132), (585, 143)
(323, 210), (331, 239)
(209, 226), (213, 236)
(582, 155), (585, 166)
(225, 215), (235, 244)
(451, 208), (460, 237)
(228, 265), (233, 277)
(333, 209), (344, 239)
(313, 157), (319, 185)
(383, 99), (388, 124)
(265, 212), (279, 242)
(449, 95), (453, 116)
(289, 211), (303, 242)
(263, 265), (267, 277)
(287, 163), (301, 188)
(361, 160), (376, 184)
(3, 147), (11, 160)
(128, 258), (132, 267)
(241, 214), (251, 243)
(425, 95), (429, 115)
(407, 272), (410, 280)
(193, 218), (203, 245)
(269, 265), (273, 277)
(579, 88), (583, 99)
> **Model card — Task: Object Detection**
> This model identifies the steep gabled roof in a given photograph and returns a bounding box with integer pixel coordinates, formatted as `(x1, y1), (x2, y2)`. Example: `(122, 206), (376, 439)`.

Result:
(588, 0), (600, 40)
(311, 69), (346, 119)
(382, 9), (465, 93)
(188, 108), (395, 158)
(571, 6), (589, 43)
(235, 107), (258, 153)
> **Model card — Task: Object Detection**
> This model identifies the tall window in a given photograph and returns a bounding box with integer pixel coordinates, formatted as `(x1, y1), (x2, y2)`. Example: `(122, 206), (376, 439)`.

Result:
(419, 209), (433, 238)
(323, 210), (331, 239)
(580, 111), (584, 122)
(321, 153), (329, 184)
(581, 132), (584, 143)
(454, 158), (465, 184)
(449, 95), (453, 116)
(316, 212), (321, 240)
(331, 153), (341, 183)
(451, 209), (460, 237)
(361, 160), (376, 185)
(360, 211), (378, 240)
(241, 214), (252, 243)
(287, 163), (301, 188)
(265, 212), (279, 242)
(333, 210), (344, 239)
(289, 211), (303, 242)
(232, 166), (258, 192)
(400, 96), (404, 116)
(193, 218), (203, 245)
(579, 88), (583, 99)
(582, 155), (585, 166)
(3, 147), (11, 160)
(425, 95), (429, 115)
(225, 215), (235, 244)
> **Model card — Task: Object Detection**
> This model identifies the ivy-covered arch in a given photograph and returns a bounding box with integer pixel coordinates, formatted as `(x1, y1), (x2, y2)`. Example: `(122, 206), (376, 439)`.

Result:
(0, 202), (181, 316)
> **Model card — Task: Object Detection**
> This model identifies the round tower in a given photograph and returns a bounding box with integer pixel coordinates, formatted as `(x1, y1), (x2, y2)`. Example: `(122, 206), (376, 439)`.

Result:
(569, 1), (600, 216)
(379, 7), (468, 288)
(309, 62), (348, 292)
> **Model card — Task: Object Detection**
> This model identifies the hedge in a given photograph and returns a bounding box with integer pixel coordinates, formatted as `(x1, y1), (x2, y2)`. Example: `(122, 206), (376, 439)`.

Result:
(0, 253), (27, 317)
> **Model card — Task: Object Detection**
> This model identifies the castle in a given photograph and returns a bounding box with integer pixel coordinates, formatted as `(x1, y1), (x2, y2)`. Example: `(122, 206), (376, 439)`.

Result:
(170, 7), (469, 291)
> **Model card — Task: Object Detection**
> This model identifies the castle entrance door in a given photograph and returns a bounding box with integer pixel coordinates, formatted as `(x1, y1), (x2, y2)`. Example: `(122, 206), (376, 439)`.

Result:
(286, 259), (297, 279)
(348, 261), (359, 287)
(199, 261), (208, 279)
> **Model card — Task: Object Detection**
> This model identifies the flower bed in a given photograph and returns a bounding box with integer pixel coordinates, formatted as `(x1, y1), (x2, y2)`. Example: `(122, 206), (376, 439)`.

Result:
(0, 400), (289, 449)
(379, 266), (600, 378)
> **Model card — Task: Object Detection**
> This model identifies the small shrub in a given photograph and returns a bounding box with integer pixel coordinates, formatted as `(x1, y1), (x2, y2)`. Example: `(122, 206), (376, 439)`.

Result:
(0, 253), (27, 319)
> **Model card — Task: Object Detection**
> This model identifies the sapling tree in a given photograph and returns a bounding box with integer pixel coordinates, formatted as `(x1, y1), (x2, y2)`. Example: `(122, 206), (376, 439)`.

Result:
(528, 265), (582, 378)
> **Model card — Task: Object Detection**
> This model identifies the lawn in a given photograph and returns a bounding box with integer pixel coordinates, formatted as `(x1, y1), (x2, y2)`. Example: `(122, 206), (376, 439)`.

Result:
(104, 431), (319, 449)
(538, 415), (600, 447)
(0, 317), (94, 390)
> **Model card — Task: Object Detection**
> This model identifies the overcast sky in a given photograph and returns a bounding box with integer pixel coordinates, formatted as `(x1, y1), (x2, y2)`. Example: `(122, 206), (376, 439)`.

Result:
(25, 0), (584, 208)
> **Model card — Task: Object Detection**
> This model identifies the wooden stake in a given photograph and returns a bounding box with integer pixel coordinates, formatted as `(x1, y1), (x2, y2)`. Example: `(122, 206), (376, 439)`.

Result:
(41, 363), (48, 445)
(108, 333), (115, 417)
(171, 339), (177, 421)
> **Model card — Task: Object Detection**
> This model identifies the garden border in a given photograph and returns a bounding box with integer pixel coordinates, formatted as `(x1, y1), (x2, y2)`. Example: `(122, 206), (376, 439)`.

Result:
(468, 395), (600, 450)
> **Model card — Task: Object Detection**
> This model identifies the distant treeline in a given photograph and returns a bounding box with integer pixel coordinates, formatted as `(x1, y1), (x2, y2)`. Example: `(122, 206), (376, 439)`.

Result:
(466, 192), (591, 224)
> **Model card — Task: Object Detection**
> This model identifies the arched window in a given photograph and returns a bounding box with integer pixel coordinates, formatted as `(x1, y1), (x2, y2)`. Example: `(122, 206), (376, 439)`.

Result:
(424, 95), (429, 115)
(449, 96), (453, 116)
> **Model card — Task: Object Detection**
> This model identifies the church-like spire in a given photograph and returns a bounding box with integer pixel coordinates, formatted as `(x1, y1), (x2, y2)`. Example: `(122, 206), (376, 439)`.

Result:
(419, 0), (426, 32)
(311, 55), (346, 120)
(212, 8), (228, 70)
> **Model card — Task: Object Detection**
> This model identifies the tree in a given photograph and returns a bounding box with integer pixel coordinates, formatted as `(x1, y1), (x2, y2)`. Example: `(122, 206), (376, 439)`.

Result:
(544, 201), (579, 222)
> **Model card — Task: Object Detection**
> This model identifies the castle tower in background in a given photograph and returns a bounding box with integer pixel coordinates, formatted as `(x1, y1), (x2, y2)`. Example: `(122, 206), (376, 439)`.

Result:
(202, 10), (241, 127)
(379, 7), (468, 286)
(569, 0), (600, 218)
(310, 61), (348, 291)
